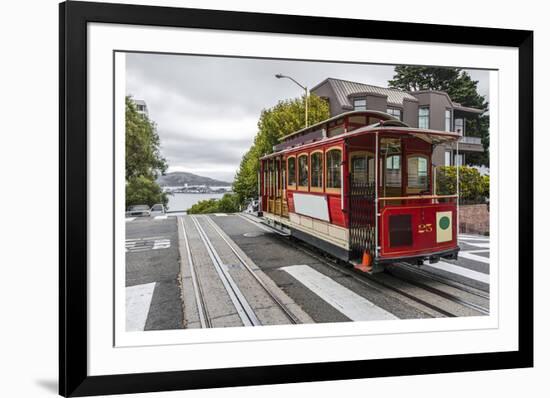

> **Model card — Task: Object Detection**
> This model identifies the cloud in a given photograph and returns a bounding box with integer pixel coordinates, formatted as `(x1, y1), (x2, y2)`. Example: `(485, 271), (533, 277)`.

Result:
(126, 52), (489, 181)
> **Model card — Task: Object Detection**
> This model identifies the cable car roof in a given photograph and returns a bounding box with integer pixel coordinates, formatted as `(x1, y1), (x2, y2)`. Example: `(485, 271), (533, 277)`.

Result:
(278, 110), (395, 141)
(261, 124), (461, 160)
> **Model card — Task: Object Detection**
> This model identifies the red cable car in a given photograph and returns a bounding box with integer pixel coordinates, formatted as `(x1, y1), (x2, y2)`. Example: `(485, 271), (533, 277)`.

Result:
(259, 110), (460, 273)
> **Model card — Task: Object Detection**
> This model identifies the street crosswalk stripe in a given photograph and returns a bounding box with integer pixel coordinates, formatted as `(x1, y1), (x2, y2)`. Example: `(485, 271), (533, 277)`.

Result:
(462, 242), (490, 249)
(459, 235), (490, 241)
(425, 261), (490, 283)
(459, 251), (491, 264)
(154, 215), (168, 220)
(125, 238), (171, 252)
(126, 282), (155, 331)
(281, 265), (398, 321)
(125, 218), (135, 222)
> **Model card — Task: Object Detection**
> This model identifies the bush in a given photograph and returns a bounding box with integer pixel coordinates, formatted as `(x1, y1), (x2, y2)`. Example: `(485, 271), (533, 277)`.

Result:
(436, 166), (489, 204)
(187, 193), (240, 214)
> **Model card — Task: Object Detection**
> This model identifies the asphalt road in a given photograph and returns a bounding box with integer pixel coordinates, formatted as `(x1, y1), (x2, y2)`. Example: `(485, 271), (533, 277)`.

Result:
(125, 216), (183, 331)
(125, 213), (491, 329)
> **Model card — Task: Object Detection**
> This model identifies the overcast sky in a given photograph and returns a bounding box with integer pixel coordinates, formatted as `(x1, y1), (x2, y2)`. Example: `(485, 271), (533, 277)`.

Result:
(126, 52), (489, 182)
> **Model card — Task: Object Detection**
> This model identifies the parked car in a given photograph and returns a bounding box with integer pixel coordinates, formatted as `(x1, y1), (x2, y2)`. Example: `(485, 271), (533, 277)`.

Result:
(150, 203), (166, 216)
(126, 204), (151, 217)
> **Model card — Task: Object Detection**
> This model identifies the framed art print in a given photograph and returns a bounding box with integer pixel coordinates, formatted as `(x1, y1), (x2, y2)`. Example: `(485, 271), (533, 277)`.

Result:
(59, 1), (533, 396)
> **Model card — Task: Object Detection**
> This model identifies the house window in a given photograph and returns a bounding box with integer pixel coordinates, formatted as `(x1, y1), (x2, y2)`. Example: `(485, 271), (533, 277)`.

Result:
(310, 152), (323, 190)
(287, 157), (296, 187)
(387, 107), (402, 121)
(444, 151), (452, 166)
(454, 118), (465, 135)
(445, 109), (452, 132)
(353, 98), (367, 111)
(407, 155), (429, 190)
(418, 107), (430, 129)
(298, 154), (309, 189)
(455, 154), (464, 166)
(326, 149), (342, 191)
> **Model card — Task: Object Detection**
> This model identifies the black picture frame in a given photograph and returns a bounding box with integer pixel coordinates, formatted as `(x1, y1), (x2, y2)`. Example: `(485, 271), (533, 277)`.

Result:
(59, 1), (533, 396)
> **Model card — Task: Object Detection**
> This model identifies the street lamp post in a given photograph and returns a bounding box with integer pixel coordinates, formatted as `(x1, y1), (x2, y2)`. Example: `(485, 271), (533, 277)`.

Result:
(275, 74), (308, 128)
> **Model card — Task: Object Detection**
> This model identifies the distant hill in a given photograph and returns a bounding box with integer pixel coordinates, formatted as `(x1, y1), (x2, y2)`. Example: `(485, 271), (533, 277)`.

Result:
(157, 171), (232, 187)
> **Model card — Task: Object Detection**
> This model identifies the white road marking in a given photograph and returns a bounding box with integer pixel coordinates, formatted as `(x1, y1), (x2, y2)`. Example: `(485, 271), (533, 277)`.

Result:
(459, 234), (490, 241)
(126, 282), (155, 331)
(461, 241), (491, 249)
(214, 213), (227, 216)
(281, 265), (398, 321)
(458, 251), (491, 264)
(125, 237), (171, 252)
(152, 239), (171, 250)
(125, 218), (135, 222)
(464, 249), (490, 254)
(425, 261), (490, 284)
(154, 215), (168, 220)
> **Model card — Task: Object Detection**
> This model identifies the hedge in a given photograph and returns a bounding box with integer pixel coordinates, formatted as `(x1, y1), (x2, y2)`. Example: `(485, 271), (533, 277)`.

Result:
(436, 166), (489, 204)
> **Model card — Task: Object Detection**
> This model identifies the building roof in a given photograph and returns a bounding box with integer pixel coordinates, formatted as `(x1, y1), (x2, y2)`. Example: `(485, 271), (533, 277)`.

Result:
(312, 78), (419, 108)
(412, 90), (484, 114)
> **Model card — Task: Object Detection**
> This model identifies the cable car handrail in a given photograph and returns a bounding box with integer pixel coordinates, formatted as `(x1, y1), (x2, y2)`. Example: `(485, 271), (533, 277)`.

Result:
(378, 194), (458, 201)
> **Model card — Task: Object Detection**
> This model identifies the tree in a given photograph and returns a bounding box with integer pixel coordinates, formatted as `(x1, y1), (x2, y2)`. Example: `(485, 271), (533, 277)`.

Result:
(389, 66), (489, 166)
(125, 97), (169, 208)
(233, 94), (330, 203)
(125, 176), (168, 208)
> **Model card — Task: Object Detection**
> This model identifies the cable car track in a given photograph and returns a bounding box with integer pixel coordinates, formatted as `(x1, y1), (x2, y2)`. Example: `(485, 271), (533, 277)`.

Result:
(182, 215), (299, 328)
(384, 265), (489, 315)
(179, 217), (211, 328)
(202, 215), (299, 325)
(293, 239), (489, 317)
(241, 214), (489, 318)
(192, 215), (261, 326)
(390, 262), (490, 300)
(283, 238), (458, 318)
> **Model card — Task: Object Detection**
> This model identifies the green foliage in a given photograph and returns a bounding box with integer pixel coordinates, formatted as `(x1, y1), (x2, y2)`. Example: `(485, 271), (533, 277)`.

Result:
(389, 66), (487, 109)
(125, 97), (169, 208)
(187, 193), (240, 214)
(125, 175), (169, 208)
(233, 94), (330, 203)
(389, 66), (489, 166)
(436, 166), (489, 204)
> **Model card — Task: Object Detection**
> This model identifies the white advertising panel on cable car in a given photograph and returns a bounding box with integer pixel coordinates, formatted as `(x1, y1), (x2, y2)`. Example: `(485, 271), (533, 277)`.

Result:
(293, 193), (330, 221)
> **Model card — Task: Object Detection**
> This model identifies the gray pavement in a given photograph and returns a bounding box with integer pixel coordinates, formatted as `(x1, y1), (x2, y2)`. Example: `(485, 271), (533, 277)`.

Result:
(125, 216), (183, 331)
(125, 213), (491, 330)
(211, 214), (470, 321)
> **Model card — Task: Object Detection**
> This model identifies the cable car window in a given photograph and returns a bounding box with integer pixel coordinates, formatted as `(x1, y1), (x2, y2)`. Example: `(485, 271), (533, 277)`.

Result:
(326, 148), (342, 190)
(276, 158), (281, 197)
(298, 154), (308, 189)
(287, 156), (296, 187)
(310, 152), (323, 190)
(350, 152), (375, 184)
(385, 155), (401, 187)
(381, 138), (401, 189)
(407, 155), (429, 190)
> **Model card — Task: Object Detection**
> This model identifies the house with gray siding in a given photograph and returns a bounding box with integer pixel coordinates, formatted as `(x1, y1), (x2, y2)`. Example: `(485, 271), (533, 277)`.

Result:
(311, 78), (485, 167)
